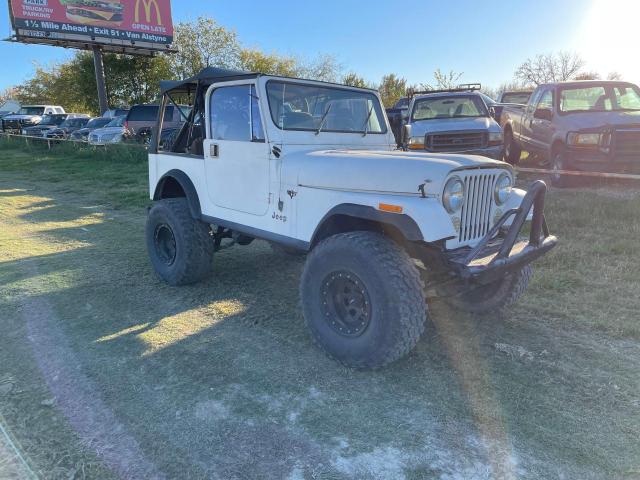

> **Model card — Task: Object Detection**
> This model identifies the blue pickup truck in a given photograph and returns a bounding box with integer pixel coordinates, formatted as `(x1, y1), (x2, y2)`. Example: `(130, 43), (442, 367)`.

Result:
(397, 86), (504, 159)
(500, 80), (640, 186)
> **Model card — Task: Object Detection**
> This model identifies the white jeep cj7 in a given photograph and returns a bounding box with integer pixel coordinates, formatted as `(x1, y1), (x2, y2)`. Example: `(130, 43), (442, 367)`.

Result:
(146, 68), (557, 369)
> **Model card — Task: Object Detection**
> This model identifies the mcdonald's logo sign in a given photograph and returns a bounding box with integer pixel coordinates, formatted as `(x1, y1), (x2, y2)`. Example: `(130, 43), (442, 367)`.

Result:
(135, 0), (163, 25)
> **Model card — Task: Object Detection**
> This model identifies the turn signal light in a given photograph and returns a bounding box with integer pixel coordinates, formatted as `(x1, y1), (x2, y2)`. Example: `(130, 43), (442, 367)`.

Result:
(378, 203), (403, 214)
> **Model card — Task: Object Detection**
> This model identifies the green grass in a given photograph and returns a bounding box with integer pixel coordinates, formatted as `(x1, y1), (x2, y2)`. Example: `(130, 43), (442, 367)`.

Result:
(0, 139), (639, 479)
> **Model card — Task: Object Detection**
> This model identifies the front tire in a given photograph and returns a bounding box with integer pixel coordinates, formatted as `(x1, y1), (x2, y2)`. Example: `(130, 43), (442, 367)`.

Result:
(551, 151), (572, 188)
(146, 198), (214, 286)
(300, 232), (428, 369)
(504, 128), (522, 165)
(444, 265), (533, 314)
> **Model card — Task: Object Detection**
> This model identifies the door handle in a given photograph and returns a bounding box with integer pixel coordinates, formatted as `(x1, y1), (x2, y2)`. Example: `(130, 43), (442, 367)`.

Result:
(210, 143), (219, 158)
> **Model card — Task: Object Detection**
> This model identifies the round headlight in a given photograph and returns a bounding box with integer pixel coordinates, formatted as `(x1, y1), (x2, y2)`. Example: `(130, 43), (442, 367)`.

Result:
(494, 173), (512, 205)
(443, 177), (465, 214)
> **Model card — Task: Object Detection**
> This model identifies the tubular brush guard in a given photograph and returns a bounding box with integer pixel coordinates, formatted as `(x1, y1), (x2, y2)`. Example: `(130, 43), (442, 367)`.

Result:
(449, 180), (558, 284)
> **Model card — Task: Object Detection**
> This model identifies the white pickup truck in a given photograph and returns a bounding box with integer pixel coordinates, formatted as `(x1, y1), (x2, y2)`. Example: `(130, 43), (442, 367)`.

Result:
(146, 68), (557, 369)
(1, 105), (65, 133)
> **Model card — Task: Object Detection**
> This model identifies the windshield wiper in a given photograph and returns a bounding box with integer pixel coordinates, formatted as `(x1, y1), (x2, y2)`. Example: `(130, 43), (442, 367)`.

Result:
(361, 105), (374, 136)
(315, 103), (332, 135)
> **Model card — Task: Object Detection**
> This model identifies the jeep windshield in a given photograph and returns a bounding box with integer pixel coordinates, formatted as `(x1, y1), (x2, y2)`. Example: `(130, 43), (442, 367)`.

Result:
(559, 84), (640, 113)
(411, 95), (488, 121)
(266, 81), (387, 134)
(18, 107), (45, 116)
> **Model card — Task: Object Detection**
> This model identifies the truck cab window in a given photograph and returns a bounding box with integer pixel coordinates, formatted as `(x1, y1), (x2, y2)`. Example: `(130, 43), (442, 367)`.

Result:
(537, 90), (553, 111)
(210, 85), (263, 142)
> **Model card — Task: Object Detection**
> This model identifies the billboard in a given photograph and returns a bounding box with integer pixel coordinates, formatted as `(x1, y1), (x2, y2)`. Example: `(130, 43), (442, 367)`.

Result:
(8, 0), (174, 55)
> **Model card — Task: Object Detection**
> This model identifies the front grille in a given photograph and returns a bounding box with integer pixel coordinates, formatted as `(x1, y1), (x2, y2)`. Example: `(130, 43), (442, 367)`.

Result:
(614, 129), (640, 156)
(458, 172), (499, 243)
(427, 131), (486, 152)
(3, 120), (21, 131)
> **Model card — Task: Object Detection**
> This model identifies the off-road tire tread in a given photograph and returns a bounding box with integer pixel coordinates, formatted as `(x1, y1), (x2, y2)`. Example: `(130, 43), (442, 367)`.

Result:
(301, 231), (427, 369)
(147, 198), (214, 286)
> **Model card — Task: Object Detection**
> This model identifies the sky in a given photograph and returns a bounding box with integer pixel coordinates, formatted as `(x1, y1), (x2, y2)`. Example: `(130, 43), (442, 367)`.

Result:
(0, 0), (638, 92)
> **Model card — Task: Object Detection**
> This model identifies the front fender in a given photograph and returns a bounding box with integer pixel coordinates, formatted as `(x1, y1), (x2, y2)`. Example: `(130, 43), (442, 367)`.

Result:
(308, 193), (457, 246)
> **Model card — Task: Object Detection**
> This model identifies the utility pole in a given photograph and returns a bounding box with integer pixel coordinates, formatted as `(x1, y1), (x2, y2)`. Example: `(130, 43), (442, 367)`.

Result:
(92, 46), (109, 115)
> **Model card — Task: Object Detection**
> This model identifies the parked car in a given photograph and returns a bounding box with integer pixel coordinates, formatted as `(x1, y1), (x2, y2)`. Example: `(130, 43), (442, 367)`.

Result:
(125, 104), (189, 140)
(22, 114), (72, 137)
(70, 117), (114, 141)
(1, 105), (65, 133)
(147, 67), (556, 369)
(88, 115), (128, 145)
(500, 80), (640, 186)
(498, 90), (533, 105)
(102, 108), (130, 119)
(44, 115), (91, 139)
(401, 86), (504, 159)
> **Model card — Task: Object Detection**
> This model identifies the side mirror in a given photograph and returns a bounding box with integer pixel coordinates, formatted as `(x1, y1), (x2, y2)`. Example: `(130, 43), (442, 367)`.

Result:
(489, 106), (496, 119)
(533, 108), (553, 121)
(401, 124), (412, 150)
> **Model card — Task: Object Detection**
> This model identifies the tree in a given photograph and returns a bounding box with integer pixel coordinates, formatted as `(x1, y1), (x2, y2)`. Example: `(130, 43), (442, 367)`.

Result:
(378, 74), (407, 108)
(607, 71), (623, 80)
(15, 52), (171, 114)
(574, 71), (601, 81)
(342, 72), (368, 88)
(432, 69), (463, 89)
(515, 51), (585, 86)
(297, 54), (341, 82)
(0, 87), (17, 106)
(239, 49), (298, 77)
(168, 16), (241, 79)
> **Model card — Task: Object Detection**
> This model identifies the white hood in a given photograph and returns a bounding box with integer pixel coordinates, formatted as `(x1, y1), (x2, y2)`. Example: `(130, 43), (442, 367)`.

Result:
(287, 149), (509, 196)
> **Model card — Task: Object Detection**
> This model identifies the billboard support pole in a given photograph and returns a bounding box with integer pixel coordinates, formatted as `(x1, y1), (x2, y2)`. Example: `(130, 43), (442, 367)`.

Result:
(92, 47), (109, 115)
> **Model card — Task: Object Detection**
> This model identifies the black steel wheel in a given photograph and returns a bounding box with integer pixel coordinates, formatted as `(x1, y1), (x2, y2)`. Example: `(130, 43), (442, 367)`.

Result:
(321, 271), (371, 337)
(153, 223), (177, 266)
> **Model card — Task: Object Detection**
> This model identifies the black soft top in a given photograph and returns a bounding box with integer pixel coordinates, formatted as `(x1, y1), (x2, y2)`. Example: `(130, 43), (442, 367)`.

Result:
(160, 67), (258, 95)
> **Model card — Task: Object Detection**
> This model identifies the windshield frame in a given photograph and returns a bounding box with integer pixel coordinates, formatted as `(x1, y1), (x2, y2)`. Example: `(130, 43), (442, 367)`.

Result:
(265, 79), (388, 135)
(558, 83), (640, 114)
(410, 94), (490, 122)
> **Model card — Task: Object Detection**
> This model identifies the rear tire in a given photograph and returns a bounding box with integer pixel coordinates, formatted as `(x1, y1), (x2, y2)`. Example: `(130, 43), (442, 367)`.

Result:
(444, 265), (533, 314)
(300, 232), (427, 369)
(146, 198), (214, 286)
(504, 128), (522, 165)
